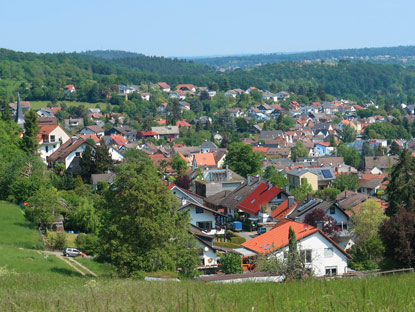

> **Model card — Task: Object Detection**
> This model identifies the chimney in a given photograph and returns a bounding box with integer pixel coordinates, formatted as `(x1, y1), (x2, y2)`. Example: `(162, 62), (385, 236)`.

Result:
(226, 165), (230, 181)
(285, 184), (290, 193)
(247, 175), (252, 185)
(288, 196), (295, 208)
(316, 220), (323, 231)
(267, 181), (272, 190)
(306, 193), (313, 202)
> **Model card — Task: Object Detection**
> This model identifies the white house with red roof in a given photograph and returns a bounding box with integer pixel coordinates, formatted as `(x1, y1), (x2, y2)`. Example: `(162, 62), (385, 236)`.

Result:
(157, 82), (171, 92)
(38, 124), (71, 162)
(63, 84), (76, 95)
(240, 220), (352, 276)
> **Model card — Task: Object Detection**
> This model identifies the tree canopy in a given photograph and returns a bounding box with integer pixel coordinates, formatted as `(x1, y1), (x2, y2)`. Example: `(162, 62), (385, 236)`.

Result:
(225, 143), (262, 178)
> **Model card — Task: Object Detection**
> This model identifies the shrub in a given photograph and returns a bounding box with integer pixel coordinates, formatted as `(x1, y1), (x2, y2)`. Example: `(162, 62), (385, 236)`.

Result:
(75, 233), (99, 256)
(230, 237), (246, 244)
(51, 233), (66, 250)
(220, 252), (243, 274)
(213, 242), (240, 249)
(130, 271), (146, 280)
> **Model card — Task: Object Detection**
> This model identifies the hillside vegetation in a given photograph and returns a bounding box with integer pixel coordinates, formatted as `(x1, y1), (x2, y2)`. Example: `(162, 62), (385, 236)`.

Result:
(193, 45), (415, 69)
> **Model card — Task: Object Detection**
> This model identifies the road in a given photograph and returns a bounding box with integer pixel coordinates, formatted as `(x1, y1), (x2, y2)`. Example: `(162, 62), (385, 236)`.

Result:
(39, 250), (97, 277)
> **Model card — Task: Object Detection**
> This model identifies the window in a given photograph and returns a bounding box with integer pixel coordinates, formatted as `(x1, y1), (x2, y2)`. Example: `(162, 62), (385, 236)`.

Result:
(50, 135), (55, 142)
(325, 267), (337, 276)
(197, 221), (212, 230)
(75, 152), (81, 157)
(324, 248), (333, 258)
(330, 207), (335, 214)
(300, 249), (312, 263)
(45, 146), (49, 153)
(195, 207), (204, 214)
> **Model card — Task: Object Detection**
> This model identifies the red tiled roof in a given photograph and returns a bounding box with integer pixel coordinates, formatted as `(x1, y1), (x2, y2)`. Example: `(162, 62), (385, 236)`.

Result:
(139, 131), (158, 136)
(39, 124), (59, 135)
(157, 120), (166, 125)
(316, 142), (330, 147)
(270, 198), (298, 220)
(241, 220), (352, 258)
(237, 182), (282, 215)
(80, 134), (100, 143)
(49, 107), (62, 115)
(176, 84), (195, 91)
(253, 147), (268, 154)
(111, 135), (128, 146)
(194, 153), (216, 167)
(176, 120), (192, 127)
(157, 82), (170, 89)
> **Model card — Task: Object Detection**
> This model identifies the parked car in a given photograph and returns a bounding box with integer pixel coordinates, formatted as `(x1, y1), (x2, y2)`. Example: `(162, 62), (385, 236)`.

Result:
(63, 247), (81, 257)
(257, 227), (267, 235)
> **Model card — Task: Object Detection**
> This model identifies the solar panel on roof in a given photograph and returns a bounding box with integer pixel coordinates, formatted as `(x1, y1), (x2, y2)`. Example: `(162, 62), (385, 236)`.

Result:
(297, 199), (316, 212)
(321, 169), (333, 179)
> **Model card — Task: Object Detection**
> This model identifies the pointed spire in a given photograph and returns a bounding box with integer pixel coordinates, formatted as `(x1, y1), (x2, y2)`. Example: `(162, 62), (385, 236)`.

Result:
(15, 92), (25, 127)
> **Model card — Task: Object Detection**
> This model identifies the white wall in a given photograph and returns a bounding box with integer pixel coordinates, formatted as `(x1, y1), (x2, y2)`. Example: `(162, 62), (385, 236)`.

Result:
(40, 126), (71, 162)
(187, 206), (217, 229)
(196, 240), (218, 266)
(273, 231), (349, 277)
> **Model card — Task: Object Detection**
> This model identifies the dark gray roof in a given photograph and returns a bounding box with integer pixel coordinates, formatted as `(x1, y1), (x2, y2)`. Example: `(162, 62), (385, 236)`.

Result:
(288, 199), (336, 221)
(364, 156), (399, 170)
(201, 141), (218, 149)
(259, 130), (284, 140)
(91, 172), (116, 186)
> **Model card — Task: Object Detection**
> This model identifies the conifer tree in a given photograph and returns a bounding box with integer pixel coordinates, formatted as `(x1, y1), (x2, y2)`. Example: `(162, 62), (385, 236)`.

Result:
(21, 110), (39, 155)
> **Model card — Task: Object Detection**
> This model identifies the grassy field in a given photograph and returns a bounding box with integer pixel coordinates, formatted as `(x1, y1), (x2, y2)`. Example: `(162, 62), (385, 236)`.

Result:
(30, 100), (108, 111)
(2, 201), (415, 311)
(1, 271), (415, 311)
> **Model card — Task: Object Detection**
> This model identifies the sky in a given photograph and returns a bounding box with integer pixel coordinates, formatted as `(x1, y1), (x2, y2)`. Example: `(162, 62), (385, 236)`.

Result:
(1, 0), (415, 57)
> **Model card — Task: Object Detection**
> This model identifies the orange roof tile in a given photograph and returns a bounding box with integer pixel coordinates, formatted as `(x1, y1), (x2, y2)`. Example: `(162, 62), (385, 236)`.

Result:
(194, 153), (216, 167)
(270, 198), (298, 220)
(241, 220), (352, 258)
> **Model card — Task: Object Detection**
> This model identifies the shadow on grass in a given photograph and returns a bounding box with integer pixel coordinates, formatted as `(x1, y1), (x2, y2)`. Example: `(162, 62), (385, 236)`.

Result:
(50, 267), (84, 277)
(13, 222), (38, 230)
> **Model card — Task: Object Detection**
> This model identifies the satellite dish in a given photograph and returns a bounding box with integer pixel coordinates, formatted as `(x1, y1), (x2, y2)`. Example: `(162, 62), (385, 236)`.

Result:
(204, 246), (209, 252)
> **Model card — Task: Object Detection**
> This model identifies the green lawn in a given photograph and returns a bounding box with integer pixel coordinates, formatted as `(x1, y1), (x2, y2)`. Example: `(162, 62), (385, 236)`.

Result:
(30, 100), (109, 111)
(0, 201), (82, 277)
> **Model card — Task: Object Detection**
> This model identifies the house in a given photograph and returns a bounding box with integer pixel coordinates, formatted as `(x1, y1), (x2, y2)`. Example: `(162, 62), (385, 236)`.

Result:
(64, 117), (84, 128)
(140, 92), (151, 101)
(157, 82), (171, 92)
(286, 168), (319, 191)
(313, 142), (334, 157)
(169, 91), (186, 100)
(63, 84), (76, 95)
(179, 202), (226, 235)
(195, 167), (244, 197)
(227, 108), (244, 118)
(193, 153), (216, 169)
(91, 172), (116, 191)
(236, 181), (288, 223)
(168, 183), (205, 206)
(151, 126), (180, 141)
(37, 107), (56, 118)
(118, 84), (134, 95)
(176, 84), (196, 92)
(105, 126), (137, 142)
(137, 131), (158, 140)
(191, 225), (220, 270)
(200, 141), (218, 153)
(38, 116), (58, 125)
(257, 104), (274, 115)
(38, 124), (71, 163)
(364, 156), (399, 172)
(263, 91), (278, 102)
(276, 91), (290, 101)
(176, 120), (192, 128)
(47, 138), (94, 170)
(259, 130), (283, 141)
(359, 175), (385, 196)
(240, 220), (352, 276)
(80, 125), (105, 138)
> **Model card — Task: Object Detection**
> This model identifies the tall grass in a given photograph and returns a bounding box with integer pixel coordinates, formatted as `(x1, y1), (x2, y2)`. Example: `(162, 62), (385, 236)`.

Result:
(1, 273), (415, 311)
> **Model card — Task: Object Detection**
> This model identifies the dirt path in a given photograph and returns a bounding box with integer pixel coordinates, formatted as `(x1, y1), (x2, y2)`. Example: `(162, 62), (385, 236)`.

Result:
(57, 255), (87, 276)
(67, 257), (97, 277)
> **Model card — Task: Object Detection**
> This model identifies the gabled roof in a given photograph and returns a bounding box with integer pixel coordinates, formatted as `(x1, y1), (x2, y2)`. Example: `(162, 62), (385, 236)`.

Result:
(270, 198), (298, 220)
(241, 220), (352, 258)
(79, 134), (100, 143)
(237, 182), (282, 215)
(194, 153), (216, 167)
(179, 202), (225, 216)
(39, 124), (59, 135)
(157, 82), (171, 89)
(111, 135), (128, 146)
(48, 138), (93, 163)
(86, 125), (105, 133)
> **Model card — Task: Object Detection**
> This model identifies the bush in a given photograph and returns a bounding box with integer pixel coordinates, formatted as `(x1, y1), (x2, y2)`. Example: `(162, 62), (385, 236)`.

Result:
(75, 233), (99, 256)
(220, 252), (243, 274)
(46, 231), (66, 250)
(130, 271), (146, 280)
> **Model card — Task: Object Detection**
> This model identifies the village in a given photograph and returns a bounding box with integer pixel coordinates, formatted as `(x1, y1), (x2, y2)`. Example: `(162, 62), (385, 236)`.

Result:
(8, 79), (413, 279)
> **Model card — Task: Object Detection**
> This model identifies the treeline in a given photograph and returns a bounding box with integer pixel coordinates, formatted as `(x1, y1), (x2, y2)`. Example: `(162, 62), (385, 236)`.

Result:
(192, 45), (415, 69)
(2, 49), (415, 108)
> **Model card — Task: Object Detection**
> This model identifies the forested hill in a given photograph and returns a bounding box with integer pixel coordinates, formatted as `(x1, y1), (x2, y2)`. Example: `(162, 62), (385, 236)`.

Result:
(81, 50), (143, 59)
(191, 46), (415, 69)
(1, 48), (415, 106)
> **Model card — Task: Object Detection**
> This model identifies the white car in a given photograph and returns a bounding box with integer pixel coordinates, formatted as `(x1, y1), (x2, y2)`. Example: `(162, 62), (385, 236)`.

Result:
(63, 248), (81, 257)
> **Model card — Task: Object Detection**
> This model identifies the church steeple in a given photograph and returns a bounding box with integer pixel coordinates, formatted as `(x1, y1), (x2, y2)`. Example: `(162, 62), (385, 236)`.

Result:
(15, 93), (25, 127)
